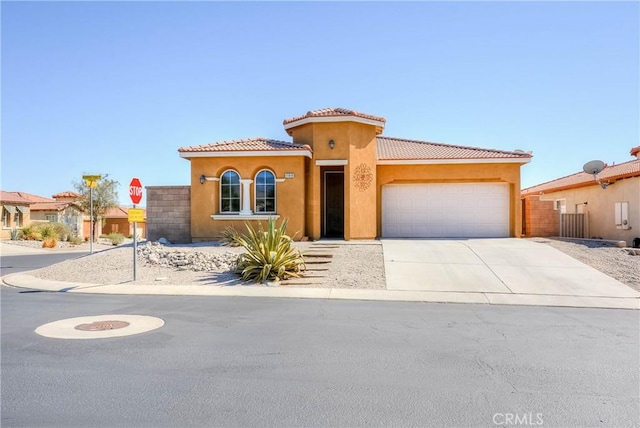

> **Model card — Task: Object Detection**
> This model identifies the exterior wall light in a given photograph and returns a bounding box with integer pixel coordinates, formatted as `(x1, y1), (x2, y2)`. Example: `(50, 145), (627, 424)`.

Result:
(329, 139), (335, 149)
(200, 174), (206, 185)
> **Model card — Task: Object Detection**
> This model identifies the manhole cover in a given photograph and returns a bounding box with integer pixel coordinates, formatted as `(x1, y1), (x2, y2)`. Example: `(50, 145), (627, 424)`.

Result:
(75, 320), (130, 331)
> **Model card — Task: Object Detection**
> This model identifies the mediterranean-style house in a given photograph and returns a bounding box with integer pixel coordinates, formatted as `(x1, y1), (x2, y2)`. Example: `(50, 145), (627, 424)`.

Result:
(0, 191), (31, 239)
(26, 191), (84, 237)
(521, 146), (640, 247)
(160, 108), (532, 242)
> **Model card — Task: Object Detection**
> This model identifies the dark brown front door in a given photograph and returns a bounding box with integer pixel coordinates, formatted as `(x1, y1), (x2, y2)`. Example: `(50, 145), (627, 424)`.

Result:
(324, 171), (344, 237)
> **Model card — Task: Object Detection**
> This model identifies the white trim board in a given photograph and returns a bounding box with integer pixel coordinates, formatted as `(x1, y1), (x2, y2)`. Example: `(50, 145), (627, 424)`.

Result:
(315, 159), (348, 166)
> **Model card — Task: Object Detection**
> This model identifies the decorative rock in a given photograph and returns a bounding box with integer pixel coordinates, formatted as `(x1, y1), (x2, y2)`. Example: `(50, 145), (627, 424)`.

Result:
(136, 241), (238, 273)
(158, 238), (170, 245)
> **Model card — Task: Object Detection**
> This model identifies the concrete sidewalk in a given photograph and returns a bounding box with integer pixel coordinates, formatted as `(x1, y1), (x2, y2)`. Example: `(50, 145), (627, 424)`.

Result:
(2, 272), (638, 310)
(2, 238), (639, 310)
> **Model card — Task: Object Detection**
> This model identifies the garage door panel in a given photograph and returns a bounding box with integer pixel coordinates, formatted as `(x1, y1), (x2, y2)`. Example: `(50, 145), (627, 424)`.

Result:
(382, 183), (509, 238)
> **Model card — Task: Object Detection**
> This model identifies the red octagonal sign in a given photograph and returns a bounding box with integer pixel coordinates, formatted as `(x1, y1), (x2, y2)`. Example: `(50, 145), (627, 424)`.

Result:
(129, 178), (143, 205)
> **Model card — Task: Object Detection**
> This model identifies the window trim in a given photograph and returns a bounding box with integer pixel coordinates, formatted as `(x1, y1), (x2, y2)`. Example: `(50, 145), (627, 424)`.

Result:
(254, 169), (277, 214)
(219, 169), (241, 214)
(554, 199), (566, 213)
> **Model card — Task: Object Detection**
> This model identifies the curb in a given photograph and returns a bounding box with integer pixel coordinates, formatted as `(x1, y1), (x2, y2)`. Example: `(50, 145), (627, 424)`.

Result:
(3, 273), (639, 310)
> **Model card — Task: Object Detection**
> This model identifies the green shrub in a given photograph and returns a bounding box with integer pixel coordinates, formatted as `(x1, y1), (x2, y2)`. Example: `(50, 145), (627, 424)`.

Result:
(19, 225), (39, 240)
(10, 228), (19, 240)
(36, 224), (56, 239)
(69, 236), (83, 245)
(107, 232), (125, 245)
(231, 218), (305, 283)
(49, 222), (71, 240)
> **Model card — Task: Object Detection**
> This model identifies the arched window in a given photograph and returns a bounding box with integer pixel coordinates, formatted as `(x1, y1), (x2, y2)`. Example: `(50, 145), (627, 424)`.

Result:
(220, 170), (240, 213)
(255, 170), (276, 213)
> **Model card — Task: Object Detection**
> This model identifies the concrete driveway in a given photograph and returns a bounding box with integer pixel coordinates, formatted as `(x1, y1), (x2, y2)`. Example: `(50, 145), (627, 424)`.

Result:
(382, 239), (640, 304)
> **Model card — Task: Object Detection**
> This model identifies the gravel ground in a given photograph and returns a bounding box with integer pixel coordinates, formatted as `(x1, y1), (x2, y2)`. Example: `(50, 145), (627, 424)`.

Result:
(28, 240), (386, 289)
(9, 238), (638, 292)
(529, 238), (640, 292)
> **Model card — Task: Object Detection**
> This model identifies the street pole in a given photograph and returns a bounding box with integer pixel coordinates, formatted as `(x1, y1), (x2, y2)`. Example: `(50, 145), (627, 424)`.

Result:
(133, 204), (137, 281)
(89, 186), (93, 254)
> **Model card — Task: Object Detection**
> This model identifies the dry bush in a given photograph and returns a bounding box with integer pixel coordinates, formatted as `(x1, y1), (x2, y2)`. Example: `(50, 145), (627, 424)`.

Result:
(42, 237), (58, 248)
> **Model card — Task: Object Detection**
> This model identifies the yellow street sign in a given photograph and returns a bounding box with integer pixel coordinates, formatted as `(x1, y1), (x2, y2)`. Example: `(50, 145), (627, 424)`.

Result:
(82, 175), (101, 189)
(128, 208), (145, 223)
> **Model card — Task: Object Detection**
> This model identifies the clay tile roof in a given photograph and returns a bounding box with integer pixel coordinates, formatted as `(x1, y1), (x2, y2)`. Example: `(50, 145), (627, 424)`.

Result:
(0, 191), (31, 204)
(29, 202), (78, 212)
(178, 137), (311, 154)
(8, 191), (55, 203)
(376, 136), (533, 160)
(283, 107), (386, 125)
(522, 159), (640, 195)
(104, 206), (141, 218)
(52, 191), (80, 199)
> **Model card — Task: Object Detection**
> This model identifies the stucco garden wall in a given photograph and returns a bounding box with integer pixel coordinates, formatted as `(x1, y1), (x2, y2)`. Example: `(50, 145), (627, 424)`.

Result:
(522, 195), (559, 237)
(146, 186), (191, 243)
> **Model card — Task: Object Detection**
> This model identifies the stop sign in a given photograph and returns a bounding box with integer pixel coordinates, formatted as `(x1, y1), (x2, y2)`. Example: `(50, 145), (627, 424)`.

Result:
(129, 178), (143, 205)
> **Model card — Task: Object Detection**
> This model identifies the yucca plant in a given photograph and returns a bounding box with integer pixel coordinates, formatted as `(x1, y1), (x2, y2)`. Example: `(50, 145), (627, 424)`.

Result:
(10, 228), (19, 240)
(220, 226), (242, 247)
(232, 218), (305, 283)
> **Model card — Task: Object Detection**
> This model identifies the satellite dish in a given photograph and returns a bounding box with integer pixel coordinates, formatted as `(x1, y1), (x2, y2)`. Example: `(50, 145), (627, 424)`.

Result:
(583, 160), (605, 175)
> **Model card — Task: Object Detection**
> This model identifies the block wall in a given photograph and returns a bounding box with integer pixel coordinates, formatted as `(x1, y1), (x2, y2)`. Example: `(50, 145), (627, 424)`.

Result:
(522, 195), (559, 237)
(146, 186), (191, 243)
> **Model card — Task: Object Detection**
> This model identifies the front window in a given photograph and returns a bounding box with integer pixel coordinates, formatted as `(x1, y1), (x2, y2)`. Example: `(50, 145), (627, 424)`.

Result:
(14, 211), (22, 227)
(46, 214), (57, 222)
(220, 170), (241, 213)
(2, 209), (8, 228)
(255, 170), (276, 213)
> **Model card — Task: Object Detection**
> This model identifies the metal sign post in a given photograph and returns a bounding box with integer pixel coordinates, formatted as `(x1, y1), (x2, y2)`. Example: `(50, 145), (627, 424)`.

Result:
(128, 178), (143, 282)
(82, 175), (101, 254)
(89, 186), (93, 254)
(133, 205), (137, 281)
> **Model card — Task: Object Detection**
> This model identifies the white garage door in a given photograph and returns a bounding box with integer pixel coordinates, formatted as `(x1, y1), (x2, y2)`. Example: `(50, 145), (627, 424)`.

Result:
(382, 183), (509, 238)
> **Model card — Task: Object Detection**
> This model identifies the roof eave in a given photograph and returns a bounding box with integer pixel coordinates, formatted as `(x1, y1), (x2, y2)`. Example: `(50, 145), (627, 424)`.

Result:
(377, 157), (532, 165)
(522, 172), (640, 195)
(284, 116), (386, 135)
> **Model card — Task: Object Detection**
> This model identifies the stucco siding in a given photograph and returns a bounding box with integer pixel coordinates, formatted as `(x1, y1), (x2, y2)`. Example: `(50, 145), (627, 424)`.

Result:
(377, 163), (523, 238)
(189, 156), (306, 241)
(535, 177), (640, 245)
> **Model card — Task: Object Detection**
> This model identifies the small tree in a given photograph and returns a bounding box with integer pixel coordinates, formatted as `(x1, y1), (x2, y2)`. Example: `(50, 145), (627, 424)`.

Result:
(73, 174), (119, 242)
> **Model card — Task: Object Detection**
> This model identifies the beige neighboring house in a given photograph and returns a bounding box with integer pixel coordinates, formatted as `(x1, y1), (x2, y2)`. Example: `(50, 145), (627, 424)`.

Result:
(0, 191), (31, 239)
(14, 191), (85, 238)
(522, 146), (640, 247)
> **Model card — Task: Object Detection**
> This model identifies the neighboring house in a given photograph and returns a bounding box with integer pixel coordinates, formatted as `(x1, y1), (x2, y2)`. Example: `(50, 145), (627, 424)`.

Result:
(17, 191), (85, 238)
(102, 206), (146, 238)
(0, 191), (31, 239)
(521, 146), (640, 247)
(156, 107), (532, 242)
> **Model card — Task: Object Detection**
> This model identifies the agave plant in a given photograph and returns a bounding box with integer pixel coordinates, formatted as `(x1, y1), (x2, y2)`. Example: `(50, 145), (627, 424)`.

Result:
(231, 218), (305, 283)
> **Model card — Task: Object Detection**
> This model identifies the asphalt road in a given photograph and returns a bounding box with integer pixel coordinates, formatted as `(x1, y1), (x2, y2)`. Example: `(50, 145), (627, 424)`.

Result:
(1, 285), (638, 428)
(1, 251), (88, 276)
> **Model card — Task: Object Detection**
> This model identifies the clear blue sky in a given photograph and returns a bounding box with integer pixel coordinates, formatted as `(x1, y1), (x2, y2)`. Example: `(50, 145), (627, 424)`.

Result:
(2, 1), (638, 207)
